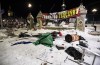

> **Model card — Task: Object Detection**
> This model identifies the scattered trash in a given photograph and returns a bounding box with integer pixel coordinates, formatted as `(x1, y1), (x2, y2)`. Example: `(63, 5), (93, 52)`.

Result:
(11, 41), (32, 46)
(41, 63), (47, 65)
(51, 56), (53, 58)
(97, 48), (100, 50)
(0, 41), (3, 42)
(64, 56), (68, 62)
(56, 45), (64, 50)
(36, 58), (53, 64)
(49, 48), (53, 51)
(18, 32), (31, 38)
(43, 63), (47, 65)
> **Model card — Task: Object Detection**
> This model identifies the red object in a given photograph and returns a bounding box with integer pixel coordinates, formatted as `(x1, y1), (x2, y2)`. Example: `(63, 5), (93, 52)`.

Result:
(59, 32), (62, 36)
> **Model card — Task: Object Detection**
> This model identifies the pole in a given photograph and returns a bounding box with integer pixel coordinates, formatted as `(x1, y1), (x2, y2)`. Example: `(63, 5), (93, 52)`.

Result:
(75, 18), (77, 30)
(0, 3), (3, 29)
(93, 13), (95, 26)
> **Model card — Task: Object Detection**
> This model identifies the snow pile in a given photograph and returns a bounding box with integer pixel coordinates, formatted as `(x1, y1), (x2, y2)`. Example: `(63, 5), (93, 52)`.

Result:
(0, 30), (7, 40)
(0, 32), (7, 37)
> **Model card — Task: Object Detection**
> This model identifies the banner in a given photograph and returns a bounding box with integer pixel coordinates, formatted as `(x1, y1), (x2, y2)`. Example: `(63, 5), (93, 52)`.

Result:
(58, 8), (79, 19)
(43, 8), (80, 19)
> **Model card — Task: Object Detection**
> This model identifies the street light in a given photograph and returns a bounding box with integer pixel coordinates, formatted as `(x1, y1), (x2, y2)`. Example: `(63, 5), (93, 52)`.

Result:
(92, 8), (97, 26)
(27, 3), (32, 13)
(92, 9), (97, 12)
(28, 3), (32, 8)
(61, 0), (66, 11)
(85, 18), (87, 22)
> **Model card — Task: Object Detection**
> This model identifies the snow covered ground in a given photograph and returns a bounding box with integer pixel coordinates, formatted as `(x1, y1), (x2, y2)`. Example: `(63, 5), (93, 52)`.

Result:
(0, 27), (100, 65)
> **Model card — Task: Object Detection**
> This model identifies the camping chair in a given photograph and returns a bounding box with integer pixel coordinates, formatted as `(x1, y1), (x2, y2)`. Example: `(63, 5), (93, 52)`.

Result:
(78, 45), (100, 65)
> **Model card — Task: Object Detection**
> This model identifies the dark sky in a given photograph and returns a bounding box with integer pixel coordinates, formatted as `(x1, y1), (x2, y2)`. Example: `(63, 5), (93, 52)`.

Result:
(1, 0), (100, 21)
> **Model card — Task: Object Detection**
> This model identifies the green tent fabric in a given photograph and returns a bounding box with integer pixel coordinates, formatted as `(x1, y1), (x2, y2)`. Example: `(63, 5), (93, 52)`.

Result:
(33, 33), (53, 47)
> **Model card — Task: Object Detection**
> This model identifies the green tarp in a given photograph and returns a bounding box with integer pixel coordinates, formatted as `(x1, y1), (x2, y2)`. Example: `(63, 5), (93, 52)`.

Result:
(33, 33), (53, 47)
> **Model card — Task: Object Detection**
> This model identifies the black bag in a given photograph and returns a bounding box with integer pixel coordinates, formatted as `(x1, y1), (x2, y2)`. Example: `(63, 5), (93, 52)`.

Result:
(19, 32), (30, 38)
(79, 36), (85, 40)
(56, 45), (64, 50)
(79, 40), (88, 48)
(65, 47), (82, 60)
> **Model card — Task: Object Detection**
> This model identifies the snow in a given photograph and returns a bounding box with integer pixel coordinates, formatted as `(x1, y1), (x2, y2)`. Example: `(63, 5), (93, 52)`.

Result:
(0, 27), (100, 65)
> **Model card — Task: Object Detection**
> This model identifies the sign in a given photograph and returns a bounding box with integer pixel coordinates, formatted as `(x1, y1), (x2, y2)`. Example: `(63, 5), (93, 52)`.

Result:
(76, 18), (84, 31)
(58, 8), (79, 19)
(43, 8), (80, 19)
